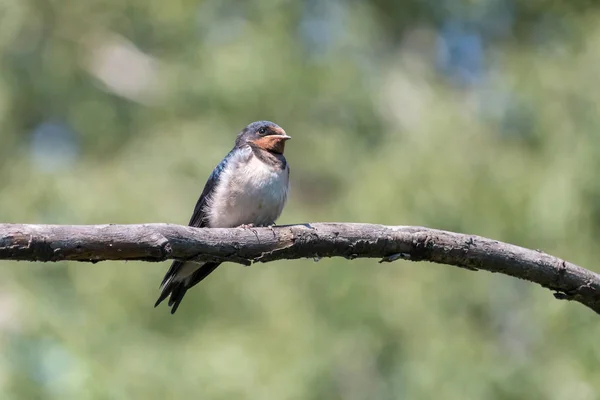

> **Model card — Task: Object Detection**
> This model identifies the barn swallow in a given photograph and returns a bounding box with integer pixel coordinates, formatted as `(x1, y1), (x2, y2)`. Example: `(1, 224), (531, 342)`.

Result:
(155, 121), (291, 314)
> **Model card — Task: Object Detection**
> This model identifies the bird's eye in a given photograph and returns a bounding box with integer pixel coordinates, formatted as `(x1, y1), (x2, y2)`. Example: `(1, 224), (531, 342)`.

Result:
(258, 127), (267, 135)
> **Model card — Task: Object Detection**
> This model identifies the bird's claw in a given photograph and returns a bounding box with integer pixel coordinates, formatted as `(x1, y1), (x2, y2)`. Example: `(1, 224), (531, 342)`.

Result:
(238, 223), (260, 241)
(237, 223), (277, 239)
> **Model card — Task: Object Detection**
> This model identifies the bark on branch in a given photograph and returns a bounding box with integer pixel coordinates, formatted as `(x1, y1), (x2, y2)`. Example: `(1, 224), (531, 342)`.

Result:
(0, 223), (598, 314)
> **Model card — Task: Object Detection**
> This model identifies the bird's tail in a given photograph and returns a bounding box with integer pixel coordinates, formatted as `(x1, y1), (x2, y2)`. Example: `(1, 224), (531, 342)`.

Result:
(155, 261), (220, 314)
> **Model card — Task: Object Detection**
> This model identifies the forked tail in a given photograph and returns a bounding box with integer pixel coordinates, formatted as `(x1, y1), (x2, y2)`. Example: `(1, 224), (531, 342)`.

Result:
(155, 261), (221, 314)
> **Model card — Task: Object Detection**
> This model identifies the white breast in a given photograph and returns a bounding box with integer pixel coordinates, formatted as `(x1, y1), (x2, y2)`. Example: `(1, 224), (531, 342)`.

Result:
(206, 148), (289, 228)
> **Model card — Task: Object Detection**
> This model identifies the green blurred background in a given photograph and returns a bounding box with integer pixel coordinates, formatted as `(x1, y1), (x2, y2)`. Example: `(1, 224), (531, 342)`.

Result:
(0, 0), (599, 398)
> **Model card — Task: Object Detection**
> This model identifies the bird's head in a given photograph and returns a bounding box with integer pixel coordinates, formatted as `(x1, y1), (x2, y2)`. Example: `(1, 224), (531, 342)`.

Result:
(236, 121), (291, 154)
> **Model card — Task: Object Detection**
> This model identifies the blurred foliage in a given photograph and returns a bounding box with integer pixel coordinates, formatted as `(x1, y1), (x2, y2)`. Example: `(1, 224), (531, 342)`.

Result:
(0, 0), (599, 398)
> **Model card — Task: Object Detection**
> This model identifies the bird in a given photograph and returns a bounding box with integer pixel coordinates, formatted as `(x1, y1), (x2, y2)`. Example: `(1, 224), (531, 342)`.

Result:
(155, 121), (291, 314)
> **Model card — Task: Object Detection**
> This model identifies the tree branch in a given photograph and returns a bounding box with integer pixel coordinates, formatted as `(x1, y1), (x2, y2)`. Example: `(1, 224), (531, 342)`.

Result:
(0, 222), (598, 314)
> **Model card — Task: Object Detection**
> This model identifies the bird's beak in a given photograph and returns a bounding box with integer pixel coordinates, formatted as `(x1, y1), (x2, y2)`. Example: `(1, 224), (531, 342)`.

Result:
(271, 126), (291, 141)
(251, 133), (291, 154)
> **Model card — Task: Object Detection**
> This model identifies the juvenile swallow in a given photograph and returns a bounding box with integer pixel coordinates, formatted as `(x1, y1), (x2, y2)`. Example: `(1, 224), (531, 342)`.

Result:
(155, 121), (291, 314)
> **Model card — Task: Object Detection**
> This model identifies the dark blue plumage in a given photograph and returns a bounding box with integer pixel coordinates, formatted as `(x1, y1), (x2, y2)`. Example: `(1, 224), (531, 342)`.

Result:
(155, 121), (291, 314)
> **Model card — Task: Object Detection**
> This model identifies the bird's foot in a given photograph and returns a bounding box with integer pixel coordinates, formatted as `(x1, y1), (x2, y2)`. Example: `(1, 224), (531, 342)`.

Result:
(238, 223), (255, 229)
(267, 224), (277, 236)
(238, 223), (260, 241)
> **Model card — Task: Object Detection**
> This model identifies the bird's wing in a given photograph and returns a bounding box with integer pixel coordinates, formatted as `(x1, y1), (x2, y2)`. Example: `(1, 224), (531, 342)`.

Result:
(155, 150), (236, 313)
(161, 149), (235, 281)
(187, 149), (235, 228)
